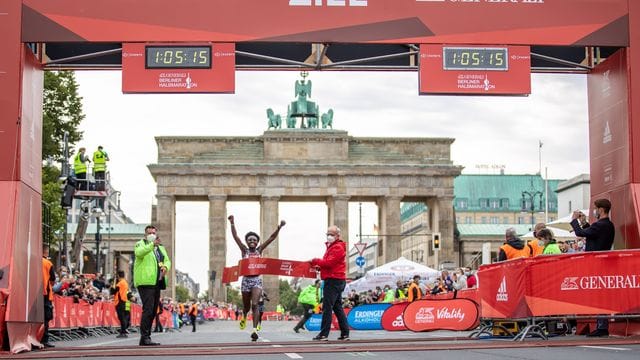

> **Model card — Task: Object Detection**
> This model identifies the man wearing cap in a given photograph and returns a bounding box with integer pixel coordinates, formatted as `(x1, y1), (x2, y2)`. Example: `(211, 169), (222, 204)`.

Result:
(571, 198), (615, 337)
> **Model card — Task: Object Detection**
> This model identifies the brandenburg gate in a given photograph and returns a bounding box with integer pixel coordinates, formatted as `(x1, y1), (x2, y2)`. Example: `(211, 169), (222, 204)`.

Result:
(149, 129), (461, 305)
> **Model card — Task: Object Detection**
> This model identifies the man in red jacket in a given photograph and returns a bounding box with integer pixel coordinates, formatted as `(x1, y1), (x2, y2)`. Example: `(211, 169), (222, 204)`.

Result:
(309, 225), (349, 341)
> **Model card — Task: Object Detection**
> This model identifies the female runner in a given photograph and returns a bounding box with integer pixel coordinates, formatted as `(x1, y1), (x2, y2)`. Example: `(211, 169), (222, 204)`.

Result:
(228, 215), (285, 341)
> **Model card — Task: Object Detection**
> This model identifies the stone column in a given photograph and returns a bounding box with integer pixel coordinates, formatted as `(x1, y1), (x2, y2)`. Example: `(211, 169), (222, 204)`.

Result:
(437, 197), (456, 267)
(260, 196), (280, 311)
(377, 196), (402, 264)
(208, 195), (227, 302)
(155, 194), (176, 299)
(327, 195), (350, 272)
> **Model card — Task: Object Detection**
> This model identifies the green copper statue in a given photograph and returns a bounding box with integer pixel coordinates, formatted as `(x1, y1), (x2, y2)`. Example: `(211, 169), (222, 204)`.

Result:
(267, 72), (334, 130)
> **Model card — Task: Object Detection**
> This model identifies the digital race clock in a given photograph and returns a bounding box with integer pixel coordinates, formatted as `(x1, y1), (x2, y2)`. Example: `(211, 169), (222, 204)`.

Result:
(443, 47), (508, 71)
(145, 45), (212, 69)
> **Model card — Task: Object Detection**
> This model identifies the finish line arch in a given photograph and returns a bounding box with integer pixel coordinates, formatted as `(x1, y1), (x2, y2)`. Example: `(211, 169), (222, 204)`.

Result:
(1, 0), (639, 353)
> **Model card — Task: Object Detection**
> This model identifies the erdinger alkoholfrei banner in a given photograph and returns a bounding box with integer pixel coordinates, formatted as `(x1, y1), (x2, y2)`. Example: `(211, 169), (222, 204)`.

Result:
(21, 0), (629, 46)
(403, 298), (479, 332)
(222, 257), (317, 284)
(347, 303), (391, 330)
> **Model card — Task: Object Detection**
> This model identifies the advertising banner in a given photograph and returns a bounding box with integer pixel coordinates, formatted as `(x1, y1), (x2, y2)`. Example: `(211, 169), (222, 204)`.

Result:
(528, 251), (640, 316)
(381, 302), (409, 331)
(222, 266), (239, 284)
(347, 303), (390, 330)
(23, 0), (629, 46)
(305, 308), (351, 331)
(403, 299), (479, 332)
(478, 258), (532, 319)
(237, 257), (317, 279)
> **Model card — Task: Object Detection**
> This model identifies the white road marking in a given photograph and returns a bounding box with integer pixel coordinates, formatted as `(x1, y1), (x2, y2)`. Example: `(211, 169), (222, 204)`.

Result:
(285, 353), (303, 359)
(580, 346), (631, 351)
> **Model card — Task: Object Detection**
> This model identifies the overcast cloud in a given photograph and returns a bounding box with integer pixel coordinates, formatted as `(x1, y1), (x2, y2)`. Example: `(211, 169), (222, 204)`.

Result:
(74, 71), (589, 291)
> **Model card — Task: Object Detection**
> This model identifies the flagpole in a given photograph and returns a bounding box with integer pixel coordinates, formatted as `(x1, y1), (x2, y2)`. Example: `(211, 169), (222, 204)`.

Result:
(538, 140), (543, 176)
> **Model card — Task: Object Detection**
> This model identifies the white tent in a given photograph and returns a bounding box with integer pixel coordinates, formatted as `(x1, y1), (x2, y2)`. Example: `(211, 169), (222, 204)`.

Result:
(343, 257), (439, 295)
(546, 209), (589, 232)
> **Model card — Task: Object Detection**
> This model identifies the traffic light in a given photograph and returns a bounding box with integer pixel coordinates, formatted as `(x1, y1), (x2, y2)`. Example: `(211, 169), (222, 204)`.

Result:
(432, 233), (441, 251)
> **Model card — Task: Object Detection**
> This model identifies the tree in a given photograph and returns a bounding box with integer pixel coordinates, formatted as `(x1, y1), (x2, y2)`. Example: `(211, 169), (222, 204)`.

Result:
(41, 71), (85, 251)
(279, 279), (303, 315)
(226, 286), (242, 308)
(43, 71), (85, 162)
(175, 285), (190, 303)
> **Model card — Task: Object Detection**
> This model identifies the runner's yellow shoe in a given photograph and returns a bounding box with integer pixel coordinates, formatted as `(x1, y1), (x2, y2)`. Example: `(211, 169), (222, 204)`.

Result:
(257, 324), (261, 331)
(239, 316), (246, 330)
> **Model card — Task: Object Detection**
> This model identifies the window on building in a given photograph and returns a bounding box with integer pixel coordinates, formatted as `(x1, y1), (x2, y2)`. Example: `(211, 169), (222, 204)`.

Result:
(517, 217), (525, 224)
(500, 198), (509, 209)
(465, 217), (473, 224)
(568, 200), (572, 212)
(490, 217), (499, 224)
(456, 198), (468, 209)
(549, 216), (556, 222)
(479, 198), (489, 209)
(489, 199), (500, 209)
(481, 216), (487, 224)
(522, 199), (532, 211)
(503, 217), (509, 224)
(378, 239), (384, 257)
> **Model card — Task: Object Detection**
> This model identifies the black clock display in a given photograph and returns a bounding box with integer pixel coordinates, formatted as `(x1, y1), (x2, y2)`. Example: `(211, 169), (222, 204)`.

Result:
(146, 46), (212, 69)
(443, 47), (508, 71)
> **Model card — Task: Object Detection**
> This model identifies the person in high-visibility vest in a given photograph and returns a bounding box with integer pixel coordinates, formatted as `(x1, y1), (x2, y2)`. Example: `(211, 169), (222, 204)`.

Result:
(188, 301), (199, 333)
(42, 244), (56, 348)
(293, 280), (321, 333)
(92, 146), (109, 191)
(73, 147), (91, 190)
(113, 270), (129, 338)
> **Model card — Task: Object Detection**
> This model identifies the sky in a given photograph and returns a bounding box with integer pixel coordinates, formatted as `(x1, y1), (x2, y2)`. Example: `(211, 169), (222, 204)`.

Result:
(74, 71), (590, 292)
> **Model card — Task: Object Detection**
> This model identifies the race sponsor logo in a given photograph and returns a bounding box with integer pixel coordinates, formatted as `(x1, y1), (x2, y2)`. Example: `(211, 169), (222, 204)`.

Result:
(456, 74), (496, 92)
(560, 277), (579, 291)
(157, 72), (198, 89)
(437, 307), (465, 323)
(496, 276), (508, 302)
(280, 262), (294, 276)
(415, 307), (435, 324)
(392, 314), (405, 328)
(561, 275), (640, 291)
(248, 263), (267, 269)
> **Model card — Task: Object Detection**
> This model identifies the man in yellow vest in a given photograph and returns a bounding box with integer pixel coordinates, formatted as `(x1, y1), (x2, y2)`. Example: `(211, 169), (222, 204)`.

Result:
(73, 147), (91, 190)
(92, 146), (109, 191)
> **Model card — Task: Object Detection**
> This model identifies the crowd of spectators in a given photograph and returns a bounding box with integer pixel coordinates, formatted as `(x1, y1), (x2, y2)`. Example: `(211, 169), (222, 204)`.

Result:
(343, 267), (477, 308)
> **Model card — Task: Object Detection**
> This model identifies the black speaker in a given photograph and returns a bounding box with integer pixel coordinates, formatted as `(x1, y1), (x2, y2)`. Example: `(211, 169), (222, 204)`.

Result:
(60, 177), (76, 208)
(210, 270), (217, 281)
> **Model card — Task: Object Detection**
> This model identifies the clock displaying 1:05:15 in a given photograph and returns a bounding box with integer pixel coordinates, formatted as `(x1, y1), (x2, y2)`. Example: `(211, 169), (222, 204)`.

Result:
(145, 46), (212, 69)
(442, 47), (509, 71)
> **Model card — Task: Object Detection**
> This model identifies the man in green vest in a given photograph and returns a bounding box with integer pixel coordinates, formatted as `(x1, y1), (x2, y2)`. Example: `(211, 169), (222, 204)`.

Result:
(134, 225), (171, 346)
(92, 146), (109, 191)
(73, 147), (91, 190)
(293, 280), (321, 333)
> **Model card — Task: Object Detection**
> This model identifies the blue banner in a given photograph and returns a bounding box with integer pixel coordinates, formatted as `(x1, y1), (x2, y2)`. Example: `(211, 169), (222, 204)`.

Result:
(305, 314), (323, 331)
(347, 303), (391, 330)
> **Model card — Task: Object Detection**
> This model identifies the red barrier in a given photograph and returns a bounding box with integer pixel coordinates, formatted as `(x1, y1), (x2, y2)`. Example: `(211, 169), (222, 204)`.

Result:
(0, 290), (7, 349)
(48, 297), (165, 331)
(478, 250), (640, 319)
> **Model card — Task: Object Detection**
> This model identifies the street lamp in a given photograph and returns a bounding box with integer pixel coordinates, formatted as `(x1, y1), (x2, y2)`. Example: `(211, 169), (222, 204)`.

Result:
(521, 189), (543, 230)
(107, 190), (121, 275)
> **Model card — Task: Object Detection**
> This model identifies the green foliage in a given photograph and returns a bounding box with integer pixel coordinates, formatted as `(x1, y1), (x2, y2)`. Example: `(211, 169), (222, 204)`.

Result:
(43, 71), (84, 161)
(226, 286), (242, 308)
(175, 285), (190, 303)
(279, 279), (303, 315)
(41, 71), (85, 247)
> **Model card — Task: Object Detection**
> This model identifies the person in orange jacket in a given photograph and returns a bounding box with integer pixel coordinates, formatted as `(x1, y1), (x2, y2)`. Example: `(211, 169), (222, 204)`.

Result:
(407, 275), (423, 302)
(113, 271), (129, 338)
(188, 301), (199, 333)
(42, 244), (56, 348)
